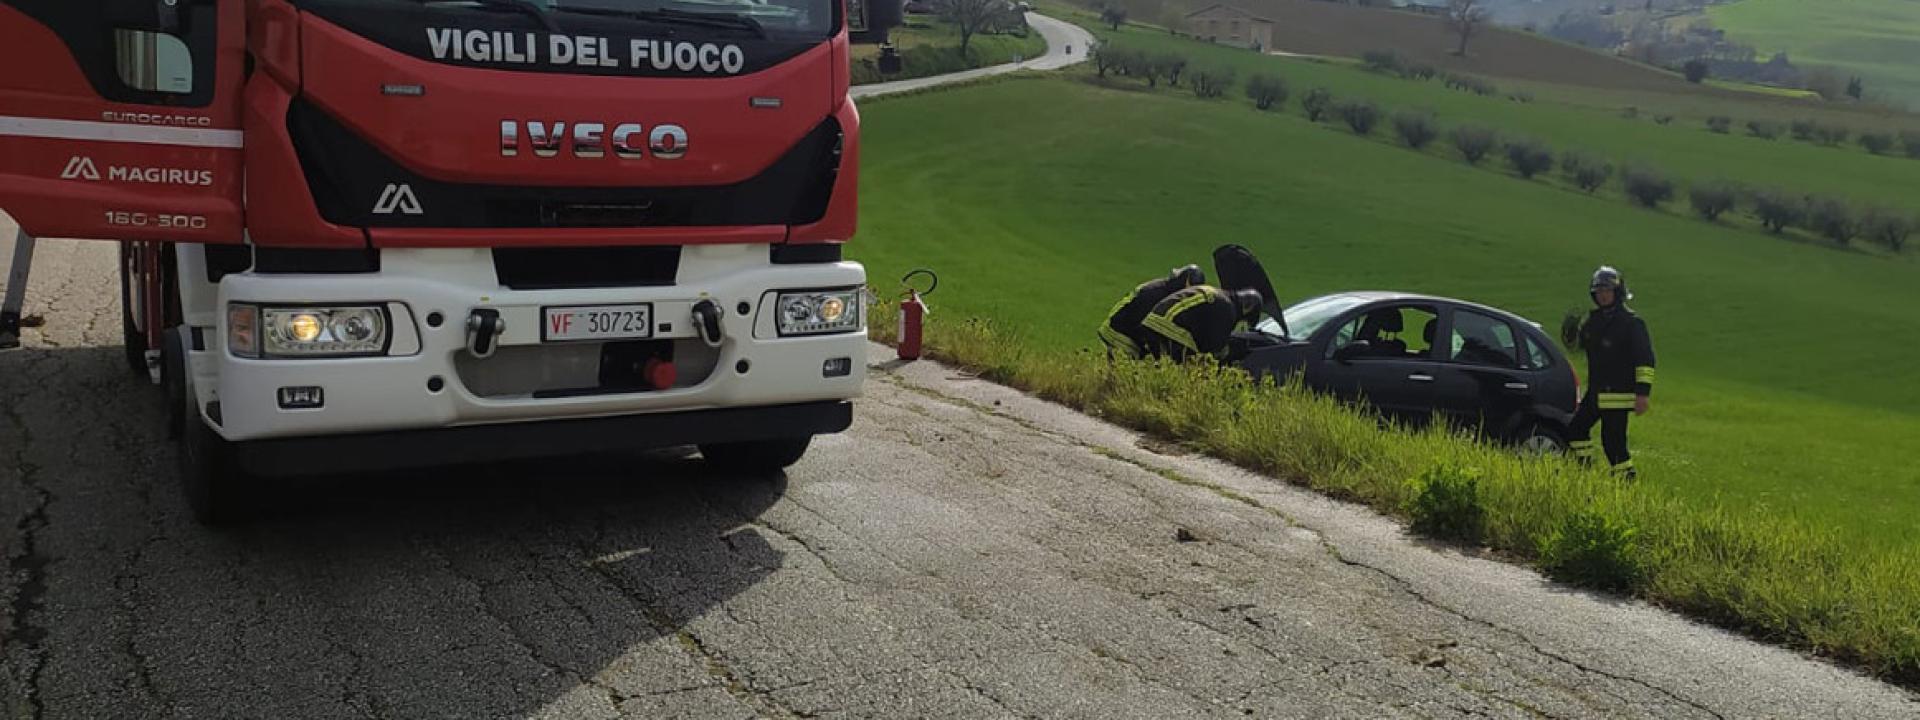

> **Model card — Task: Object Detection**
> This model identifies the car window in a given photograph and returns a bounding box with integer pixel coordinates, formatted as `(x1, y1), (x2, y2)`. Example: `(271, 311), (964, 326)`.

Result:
(1450, 310), (1520, 367)
(1520, 333), (1553, 370)
(1326, 305), (1440, 360)
(1264, 294), (1368, 339)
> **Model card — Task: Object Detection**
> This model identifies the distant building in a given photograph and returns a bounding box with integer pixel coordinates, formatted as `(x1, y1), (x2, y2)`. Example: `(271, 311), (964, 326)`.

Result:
(1184, 4), (1275, 51)
(1396, 0), (1448, 16)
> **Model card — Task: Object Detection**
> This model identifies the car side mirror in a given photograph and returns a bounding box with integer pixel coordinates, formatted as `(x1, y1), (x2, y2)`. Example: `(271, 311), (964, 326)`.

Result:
(1334, 339), (1371, 364)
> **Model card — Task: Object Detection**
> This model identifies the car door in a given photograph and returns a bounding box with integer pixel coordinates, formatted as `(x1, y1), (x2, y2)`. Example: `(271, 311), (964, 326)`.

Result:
(0, 0), (245, 244)
(1305, 303), (1444, 425)
(1429, 306), (1533, 436)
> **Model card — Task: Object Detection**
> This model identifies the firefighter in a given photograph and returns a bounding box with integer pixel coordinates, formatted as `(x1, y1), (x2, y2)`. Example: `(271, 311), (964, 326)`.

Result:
(1099, 264), (1207, 360)
(1139, 285), (1264, 362)
(1565, 266), (1656, 478)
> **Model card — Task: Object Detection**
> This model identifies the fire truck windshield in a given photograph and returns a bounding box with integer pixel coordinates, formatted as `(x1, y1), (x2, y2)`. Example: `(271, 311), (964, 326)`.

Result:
(428, 0), (836, 39)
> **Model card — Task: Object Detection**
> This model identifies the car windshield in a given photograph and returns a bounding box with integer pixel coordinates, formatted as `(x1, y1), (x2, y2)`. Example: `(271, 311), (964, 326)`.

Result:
(1255, 295), (1369, 340)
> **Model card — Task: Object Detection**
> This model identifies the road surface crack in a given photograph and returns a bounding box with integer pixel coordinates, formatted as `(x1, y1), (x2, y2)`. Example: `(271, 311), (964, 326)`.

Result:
(3, 386), (52, 720)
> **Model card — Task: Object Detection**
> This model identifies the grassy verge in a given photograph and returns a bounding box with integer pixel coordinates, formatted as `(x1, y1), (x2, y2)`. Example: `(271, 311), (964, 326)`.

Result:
(867, 312), (1920, 684)
(850, 16), (1048, 85)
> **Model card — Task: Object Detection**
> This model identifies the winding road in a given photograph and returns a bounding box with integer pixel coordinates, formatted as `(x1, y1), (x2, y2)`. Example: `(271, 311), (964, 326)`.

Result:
(850, 13), (1096, 99)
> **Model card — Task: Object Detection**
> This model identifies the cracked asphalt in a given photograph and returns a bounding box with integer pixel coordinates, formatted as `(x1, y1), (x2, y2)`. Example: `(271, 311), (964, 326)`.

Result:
(4, 233), (1917, 719)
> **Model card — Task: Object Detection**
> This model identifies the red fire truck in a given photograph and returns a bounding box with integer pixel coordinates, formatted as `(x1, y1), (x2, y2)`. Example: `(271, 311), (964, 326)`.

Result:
(0, 0), (866, 523)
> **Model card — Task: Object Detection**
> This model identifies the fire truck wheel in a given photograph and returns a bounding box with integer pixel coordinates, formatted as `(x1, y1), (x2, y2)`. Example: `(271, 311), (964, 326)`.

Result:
(172, 332), (246, 526)
(698, 436), (814, 473)
(119, 243), (147, 377)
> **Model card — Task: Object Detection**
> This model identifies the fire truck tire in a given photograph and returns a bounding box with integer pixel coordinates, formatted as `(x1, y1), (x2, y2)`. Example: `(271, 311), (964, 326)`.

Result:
(119, 244), (147, 377)
(171, 331), (247, 526)
(698, 436), (814, 472)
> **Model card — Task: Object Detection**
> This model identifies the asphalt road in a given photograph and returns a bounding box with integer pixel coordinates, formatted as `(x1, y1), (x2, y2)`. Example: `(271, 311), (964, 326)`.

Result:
(3, 233), (1917, 719)
(849, 13), (1095, 100)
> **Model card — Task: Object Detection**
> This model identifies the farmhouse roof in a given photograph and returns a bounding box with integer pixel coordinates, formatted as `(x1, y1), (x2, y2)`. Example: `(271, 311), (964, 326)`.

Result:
(1183, 4), (1274, 23)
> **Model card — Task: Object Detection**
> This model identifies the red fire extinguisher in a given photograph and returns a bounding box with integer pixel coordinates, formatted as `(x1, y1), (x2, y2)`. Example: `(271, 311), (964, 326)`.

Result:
(897, 269), (937, 361)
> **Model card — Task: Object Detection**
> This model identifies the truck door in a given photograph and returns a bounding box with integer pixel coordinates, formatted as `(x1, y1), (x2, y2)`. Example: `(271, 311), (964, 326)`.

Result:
(0, 0), (245, 243)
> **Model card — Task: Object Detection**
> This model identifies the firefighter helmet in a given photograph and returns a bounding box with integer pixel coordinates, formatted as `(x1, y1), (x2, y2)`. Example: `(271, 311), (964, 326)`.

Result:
(1170, 264), (1206, 288)
(1231, 289), (1265, 320)
(1590, 265), (1632, 303)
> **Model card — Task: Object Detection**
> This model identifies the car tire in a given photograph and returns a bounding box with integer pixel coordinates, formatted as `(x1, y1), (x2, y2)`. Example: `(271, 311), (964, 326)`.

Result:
(120, 244), (148, 377)
(699, 436), (813, 473)
(161, 328), (186, 440)
(1519, 423), (1568, 457)
(172, 331), (247, 526)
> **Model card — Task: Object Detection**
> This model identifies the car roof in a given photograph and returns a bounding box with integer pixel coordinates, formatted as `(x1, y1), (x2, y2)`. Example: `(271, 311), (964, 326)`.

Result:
(1298, 291), (1544, 329)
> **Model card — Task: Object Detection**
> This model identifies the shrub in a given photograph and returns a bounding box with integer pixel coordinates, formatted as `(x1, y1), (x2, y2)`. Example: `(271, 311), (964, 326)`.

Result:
(1705, 115), (1732, 134)
(1159, 53), (1189, 87)
(1688, 180), (1740, 222)
(1503, 138), (1554, 179)
(1745, 120), (1781, 139)
(1404, 62), (1439, 81)
(1859, 132), (1895, 156)
(1403, 463), (1484, 543)
(1507, 91), (1534, 103)
(1750, 189), (1805, 234)
(1450, 125), (1498, 165)
(1622, 165), (1675, 208)
(1806, 196), (1860, 245)
(1362, 49), (1402, 73)
(1091, 44), (1129, 77)
(1245, 73), (1289, 110)
(1862, 209), (1914, 252)
(1390, 110), (1439, 149)
(1815, 124), (1851, 146)
(1683, 58), (1709, 83)
(1443, 74), (1499, 96)
(1619, 106), (1640, 120)
(1189, 66), (1235, 99)
(1334, 99), (1380, 135)
(1301, 87), (1334, 122)
(1126, 52), (1163, 87)
(1539, 511), (1645, 593)
(1902, 130), (1920, 159)
(1561, 151), (1613, 193)
(1790, 119), (1818, 141)
(1653, 114), (1674, 125)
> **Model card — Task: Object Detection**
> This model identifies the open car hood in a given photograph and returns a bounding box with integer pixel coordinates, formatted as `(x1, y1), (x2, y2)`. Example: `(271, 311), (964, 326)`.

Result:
(1212, 244), (1286, 335)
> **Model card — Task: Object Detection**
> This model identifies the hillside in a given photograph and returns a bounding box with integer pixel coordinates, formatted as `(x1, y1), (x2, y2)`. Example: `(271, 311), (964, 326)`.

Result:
(1710, 0), (1920, 108)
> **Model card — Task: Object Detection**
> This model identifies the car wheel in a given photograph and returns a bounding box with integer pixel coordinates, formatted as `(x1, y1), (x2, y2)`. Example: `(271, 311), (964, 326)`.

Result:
(699, 436), (813, 473)
(1519, 423), (1567, 457)
(172, 331), (247, 526)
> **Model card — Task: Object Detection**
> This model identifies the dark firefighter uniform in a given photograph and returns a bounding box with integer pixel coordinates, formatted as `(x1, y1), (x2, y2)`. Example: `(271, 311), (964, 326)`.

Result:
(1139, 285), (1263, 362)
(1099, 265), (1205, 360)
(1567, 266), (1656, 477)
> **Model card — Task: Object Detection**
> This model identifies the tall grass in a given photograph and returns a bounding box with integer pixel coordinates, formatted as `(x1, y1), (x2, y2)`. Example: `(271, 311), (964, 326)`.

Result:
(871, 309), (1920, 684)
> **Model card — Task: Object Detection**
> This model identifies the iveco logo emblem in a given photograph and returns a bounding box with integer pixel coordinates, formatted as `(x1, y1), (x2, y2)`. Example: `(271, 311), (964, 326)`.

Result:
(500, 121), (688, 160)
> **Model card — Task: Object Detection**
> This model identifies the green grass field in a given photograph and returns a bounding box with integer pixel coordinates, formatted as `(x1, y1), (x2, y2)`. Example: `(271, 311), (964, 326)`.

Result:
(849, 16), (1047, 85)
(851, 71), (1920, 679)
(854, 70), (1920, 536)
(1710, 0), (1920, 109)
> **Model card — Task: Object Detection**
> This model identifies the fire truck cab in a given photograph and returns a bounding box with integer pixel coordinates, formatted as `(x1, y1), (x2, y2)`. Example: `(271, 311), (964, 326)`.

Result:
(0, 0), (866, 523)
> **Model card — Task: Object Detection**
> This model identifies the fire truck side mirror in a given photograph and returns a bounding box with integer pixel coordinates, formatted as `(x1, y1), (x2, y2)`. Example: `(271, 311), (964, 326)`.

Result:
(102, 0), (185, 35)
(111, 29), (194, 95)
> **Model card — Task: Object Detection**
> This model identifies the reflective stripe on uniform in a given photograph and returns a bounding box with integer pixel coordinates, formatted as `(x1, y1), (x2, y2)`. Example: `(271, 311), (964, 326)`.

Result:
(1635, 366), (1656, 384)
(1140, 312), (1198, 351)
(1103, 290), (1138, 324)
(1611, 459), (1635, 473)
(1160, 291), (1213, 319)
(1596, 392), (1638, 410)
(1098, 324), (1140, 357)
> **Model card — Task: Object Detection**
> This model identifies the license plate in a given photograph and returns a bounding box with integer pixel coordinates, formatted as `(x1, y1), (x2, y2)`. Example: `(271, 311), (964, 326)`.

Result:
(542, 304), (653, 342)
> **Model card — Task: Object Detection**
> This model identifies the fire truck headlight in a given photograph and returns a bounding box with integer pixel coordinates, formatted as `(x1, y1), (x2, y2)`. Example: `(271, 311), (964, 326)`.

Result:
(257, 305), (390, 357)
(775, 289), (863, 336)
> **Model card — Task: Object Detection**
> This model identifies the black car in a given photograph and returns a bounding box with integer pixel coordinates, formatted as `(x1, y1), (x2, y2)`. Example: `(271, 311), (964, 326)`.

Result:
(1209, 247), (1578, 453)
